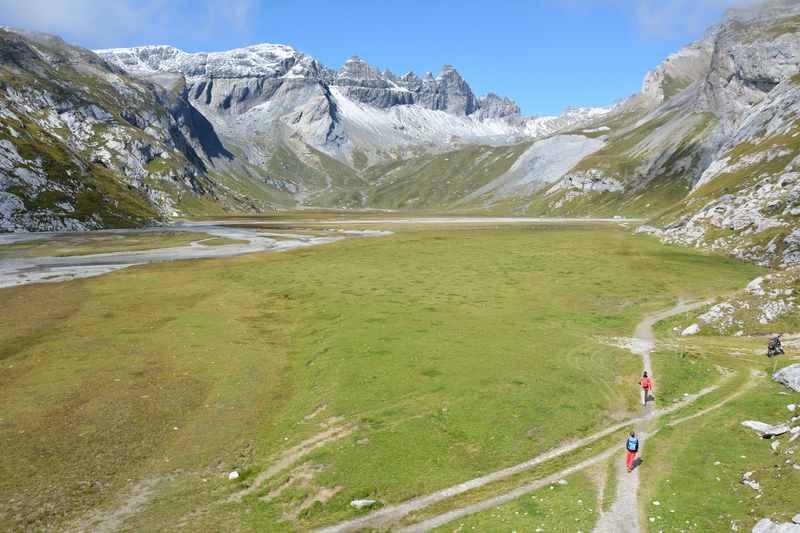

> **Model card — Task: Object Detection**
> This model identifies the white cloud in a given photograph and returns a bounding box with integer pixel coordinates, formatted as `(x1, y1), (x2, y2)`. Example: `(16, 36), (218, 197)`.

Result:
(631, 0), (764, 38)
(0, 0), (256, 49)
(552, 0), (767, 38)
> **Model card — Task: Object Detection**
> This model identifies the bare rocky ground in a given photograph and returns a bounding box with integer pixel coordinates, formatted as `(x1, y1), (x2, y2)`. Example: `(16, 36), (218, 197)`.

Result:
(0, 223), (347, 288)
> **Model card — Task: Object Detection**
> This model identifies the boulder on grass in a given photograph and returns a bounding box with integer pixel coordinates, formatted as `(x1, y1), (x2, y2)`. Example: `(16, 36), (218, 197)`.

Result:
(752, 518), (800, 532)
(681, 323), (700, 336)
(350, 499), (376, 509)
(774, 364), (800, 392)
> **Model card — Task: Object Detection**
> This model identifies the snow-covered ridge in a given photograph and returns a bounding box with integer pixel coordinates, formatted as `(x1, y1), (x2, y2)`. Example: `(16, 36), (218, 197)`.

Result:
(97, 42), (612, 131)
(521, 106), (610, 138)
(96, 43), (311, 79)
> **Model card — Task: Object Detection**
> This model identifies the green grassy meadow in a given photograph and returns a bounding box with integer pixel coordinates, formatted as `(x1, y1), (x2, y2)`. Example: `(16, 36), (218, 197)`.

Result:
(0, 223), (765, 532)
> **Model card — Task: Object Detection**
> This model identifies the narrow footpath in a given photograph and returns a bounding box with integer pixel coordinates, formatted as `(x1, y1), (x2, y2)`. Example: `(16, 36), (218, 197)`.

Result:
(593, 300), (708, 533)
(315, 301), (720, 533)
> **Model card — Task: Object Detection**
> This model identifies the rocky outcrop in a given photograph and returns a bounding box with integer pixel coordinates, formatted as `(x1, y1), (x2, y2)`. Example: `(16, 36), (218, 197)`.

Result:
(541, 0), (800, 266)
(774, 364), (800, 393)
(753, 518), (800, 533)
(0, 28), (240, 231)
(475, 93), (521, 120)
(702, 0), (800, 135)
(640, 30), (716, 105)
(670, 269), (798, 337)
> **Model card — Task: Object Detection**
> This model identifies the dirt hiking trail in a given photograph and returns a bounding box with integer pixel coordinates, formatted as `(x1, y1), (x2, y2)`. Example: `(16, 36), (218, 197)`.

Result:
(316, 301), (728, 533)
(593, 300), (709, 533)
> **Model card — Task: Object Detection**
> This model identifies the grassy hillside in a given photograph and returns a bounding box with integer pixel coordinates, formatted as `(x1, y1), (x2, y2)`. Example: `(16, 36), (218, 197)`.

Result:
(362, 143), (532, 210)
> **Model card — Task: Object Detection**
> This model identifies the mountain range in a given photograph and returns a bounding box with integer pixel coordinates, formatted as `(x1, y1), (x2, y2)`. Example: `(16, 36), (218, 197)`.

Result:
(1, 0), (799, 266)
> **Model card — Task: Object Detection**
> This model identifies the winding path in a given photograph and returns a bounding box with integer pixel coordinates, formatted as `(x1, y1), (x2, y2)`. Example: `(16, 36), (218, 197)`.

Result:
(315, 301), (720, 533)
(593, 300), (709, 533)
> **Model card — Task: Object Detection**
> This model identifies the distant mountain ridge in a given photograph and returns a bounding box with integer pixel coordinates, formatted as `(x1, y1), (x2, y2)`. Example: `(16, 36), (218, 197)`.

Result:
(2, 0), (800, 270)
(95, 42), (609, 160)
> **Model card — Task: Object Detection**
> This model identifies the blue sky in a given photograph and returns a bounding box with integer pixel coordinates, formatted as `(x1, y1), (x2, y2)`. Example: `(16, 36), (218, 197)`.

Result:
(0, 0), (759, 115)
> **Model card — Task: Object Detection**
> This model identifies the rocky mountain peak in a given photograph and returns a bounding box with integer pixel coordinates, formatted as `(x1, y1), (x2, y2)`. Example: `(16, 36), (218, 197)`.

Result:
(437, 64), (460, 79)
(723, 0), (800, 24)
(336, 54), (384, 83)
(475, 92), (521, 120)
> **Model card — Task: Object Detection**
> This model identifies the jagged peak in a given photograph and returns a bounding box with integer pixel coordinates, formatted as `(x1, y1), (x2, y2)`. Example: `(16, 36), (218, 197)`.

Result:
(437, 64), (462, 80)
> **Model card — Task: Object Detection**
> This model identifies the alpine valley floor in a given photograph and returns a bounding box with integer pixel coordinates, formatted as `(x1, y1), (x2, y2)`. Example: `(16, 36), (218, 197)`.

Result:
(1, 218), (798, 533)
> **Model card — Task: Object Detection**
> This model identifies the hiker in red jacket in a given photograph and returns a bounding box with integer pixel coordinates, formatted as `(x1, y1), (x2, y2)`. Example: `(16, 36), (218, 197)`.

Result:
(640, 371), (653, 407)
(626, 431), (639, 472)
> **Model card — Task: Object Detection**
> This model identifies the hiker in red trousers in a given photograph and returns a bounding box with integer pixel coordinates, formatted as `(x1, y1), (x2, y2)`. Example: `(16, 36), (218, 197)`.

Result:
(626, 432), (639, 472)
(640, 371), (653, 406)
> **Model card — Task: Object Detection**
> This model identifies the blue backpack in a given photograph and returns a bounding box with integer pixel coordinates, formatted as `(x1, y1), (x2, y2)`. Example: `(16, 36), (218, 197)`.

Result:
(626, 436), (639, 452)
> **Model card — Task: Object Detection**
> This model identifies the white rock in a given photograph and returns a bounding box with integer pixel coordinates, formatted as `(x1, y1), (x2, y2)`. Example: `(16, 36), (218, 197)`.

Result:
(350, 499), (377, 509)
(753, 518), (800, 532)
(774, 365), (800, 392)
(746, 276), (766, 296)
(681, 323), (700, 336)
(228, 471), (239, 480)
(635, 225), (663, 236)
(742, 420), (772, 433)
(763, 424), (791, 438)
(789, 404), (797, 412)
(558, 479), (568, 485)
(741, 472), (762, 493)
(771, 440), (781, 451)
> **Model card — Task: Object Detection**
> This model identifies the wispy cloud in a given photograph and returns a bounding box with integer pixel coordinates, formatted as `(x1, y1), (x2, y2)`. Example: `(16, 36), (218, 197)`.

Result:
(553, 0), (765, 38)
(631, 0), (764, 37)
(0, 0), (256, 49)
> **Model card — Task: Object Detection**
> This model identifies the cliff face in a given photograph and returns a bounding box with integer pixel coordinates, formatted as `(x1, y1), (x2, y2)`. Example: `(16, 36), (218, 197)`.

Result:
(97, 43), (606, 166)
(531, 0), (800, 266)
(0, 29), (226, 231)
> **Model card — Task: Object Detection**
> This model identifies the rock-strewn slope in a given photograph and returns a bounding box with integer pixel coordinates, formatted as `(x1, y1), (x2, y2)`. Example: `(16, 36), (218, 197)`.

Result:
(0, 29), (219, 230)
(0, 29), (294, 231)
(530, 0), (800, 267)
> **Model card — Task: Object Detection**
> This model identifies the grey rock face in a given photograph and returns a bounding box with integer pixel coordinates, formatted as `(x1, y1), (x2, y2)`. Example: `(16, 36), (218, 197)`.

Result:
(333, 55), (414, 108)
(640, 30), (715, 105)
(475, 93), (521, 120)
(752, 518), (800, 533)
(100, 45), (500, 123)
(702, 3), (800, 135)
(774, 364), (800, 392)
(0, 27), (227, 231)
(418, 64), (478, 115)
